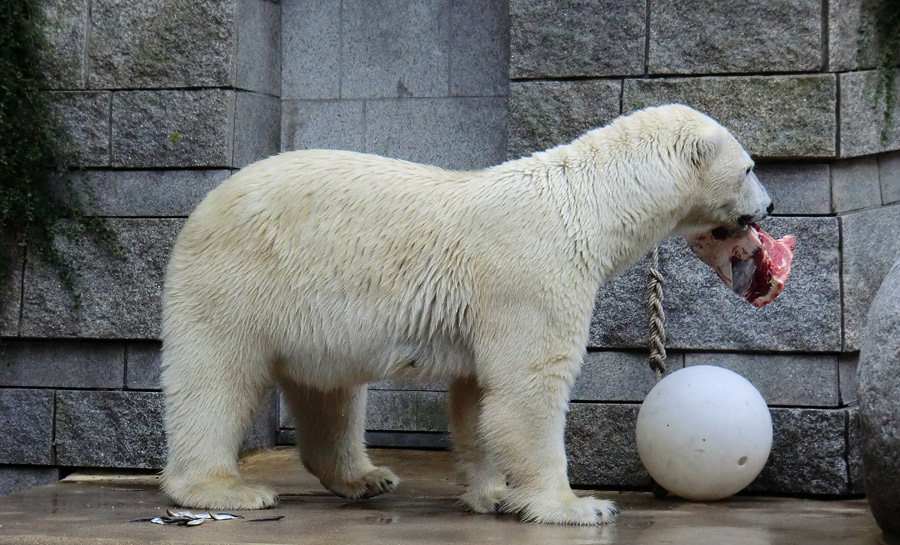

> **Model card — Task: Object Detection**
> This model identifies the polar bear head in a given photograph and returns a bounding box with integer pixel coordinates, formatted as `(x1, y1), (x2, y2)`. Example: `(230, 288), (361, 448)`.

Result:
(661, 105), (773, 237)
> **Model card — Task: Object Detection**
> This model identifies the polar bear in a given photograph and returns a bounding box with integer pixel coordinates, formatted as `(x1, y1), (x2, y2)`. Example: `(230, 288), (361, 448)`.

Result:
(160, 104), (772, 525)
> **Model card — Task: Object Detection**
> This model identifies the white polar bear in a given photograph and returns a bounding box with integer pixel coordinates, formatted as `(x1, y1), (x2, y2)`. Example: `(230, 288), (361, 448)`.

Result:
(160, 104), (772, 525)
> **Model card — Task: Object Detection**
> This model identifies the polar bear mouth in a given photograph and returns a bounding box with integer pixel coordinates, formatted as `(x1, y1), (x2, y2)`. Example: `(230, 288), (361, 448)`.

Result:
(685, 224), (796, 308)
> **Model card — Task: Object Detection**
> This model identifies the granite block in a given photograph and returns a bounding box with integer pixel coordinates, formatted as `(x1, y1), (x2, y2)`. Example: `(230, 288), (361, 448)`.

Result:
(839, 70), (900, 157)
(235, 0), (281, 95)
(858, 257), (900, 530)
(839, 353), (860, 406)
(847, 407), (864, 496)
(749, 408), (849, 495)
(21, 218), (184, 339)
(449, 0), (509, 97)
(55, 390), (165, 468)
(111, 90), (235, 168)
(341, 0), (450, 99)
(841, 204), (900, 350)
(507, 80), (622, 159)
(241, 390), (277, 454)
(280, 0), (341, 99)
(880, 151), (900, 204)
(591, 217), (842, 352)
(0, 467), (59, 497)
(828, 0), (882, 71)
(364, 431), (451, 449)
(48, 91), (111, 167)
(0, 340), (124, 389)
(1, 245), (23, 337)
(754, 163), (831, 215)
(365, 98), (508, 170)
(0, 389), (54, 465)
(370, 379), (448, 391)
(233, 92), (281, 168)
(68, 169), (228, 217)
(571, 351), (685, 402)
(36, 0), (88, 89)
(831, 156), (881, 213)
(281, 100), (365, 152)
(126, 341), (162, 390)
(365, 390), (449, 432)
(509, 0), (645, 78)
(624, 75), (837, 158)
(648, 0), (821, 74)
(684, 353), (840, 408)
(87, 0), (236, 88)
(565, 403), (651, 488)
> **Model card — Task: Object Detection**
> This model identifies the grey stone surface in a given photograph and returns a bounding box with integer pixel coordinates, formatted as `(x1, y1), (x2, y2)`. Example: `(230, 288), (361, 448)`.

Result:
(0, 467), (59, 497)
(280, 0), (341, 99)
(366, 390), (449, 432)
(828, 0), (882, 71)
(684, 353), (840, 407)
(848, 407), (864, 496)
(111, 90), (235, 168)
(365, 98), (508, 170)
(235, 0), (281, 96)
(233, 92), (281, 168)
(281, 100), (365, 153)
(566, 403), (650, 488)
(841, 204), (900, 350)
(590, 217), (842, 352)
(624, 75), (837, 158)
(0, 389), (54, 465)
(364, 431), (451, 449)
(87, 0), (236, 88)
(839, 353), (860, 406)
(341, 0), (450, 99)
(754, 163), (831, 215)
(370, 379), (448, 391)
(449, 0), (509, 97)
(858, 257), (900, 532)
(880, 151), (900, 204)
(507, 80), (622, 159)
(242, 390), (278, 454)
(21, 218), (184, 339)
(0, 341), (124, 389)
(49, 91), (111, 167)
(55, 390), (165, 468)
(1, 246), (22, 337)
(126, 342), (162, 390)
(571, 351), (684, 402)
(37, 0), (88, 89)
(831, 156), (881, 213)
(509, 0), (645, 78)
(749, 408), (849, 495)
(649, 0), (821, 74)
(69, 169), (228, 217)
(839, 71), (900, 157)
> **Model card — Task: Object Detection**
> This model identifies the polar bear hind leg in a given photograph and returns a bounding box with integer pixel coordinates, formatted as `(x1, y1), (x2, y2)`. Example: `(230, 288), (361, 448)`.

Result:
(278, 376), (399, 500)
(161, 335), (277, 510)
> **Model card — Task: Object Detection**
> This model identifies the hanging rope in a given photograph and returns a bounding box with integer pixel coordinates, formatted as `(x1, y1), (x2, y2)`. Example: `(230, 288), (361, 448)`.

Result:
(647, 246), (667, 382)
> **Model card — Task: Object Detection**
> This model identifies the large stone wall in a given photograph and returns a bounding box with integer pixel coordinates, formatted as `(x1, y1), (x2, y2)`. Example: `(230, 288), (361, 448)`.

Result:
(1, 0), (898, 499)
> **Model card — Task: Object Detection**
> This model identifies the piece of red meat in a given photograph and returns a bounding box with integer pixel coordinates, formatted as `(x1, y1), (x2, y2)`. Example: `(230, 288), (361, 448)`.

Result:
(685, 225), (796, 308)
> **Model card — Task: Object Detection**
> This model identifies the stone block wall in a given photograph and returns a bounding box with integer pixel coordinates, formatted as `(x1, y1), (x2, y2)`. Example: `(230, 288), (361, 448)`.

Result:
(2, 0), (898, 500)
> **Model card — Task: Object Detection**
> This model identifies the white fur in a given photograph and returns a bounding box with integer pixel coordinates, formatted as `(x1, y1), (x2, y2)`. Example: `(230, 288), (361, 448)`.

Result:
(160, 104), (771, 524)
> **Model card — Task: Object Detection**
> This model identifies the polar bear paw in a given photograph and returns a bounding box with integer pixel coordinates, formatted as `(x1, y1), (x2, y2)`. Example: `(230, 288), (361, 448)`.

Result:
(325, 467), (399, 500)
(460, 476), (509, 513)
(519, 495), (618, 525)
(165, 475), (278, 510)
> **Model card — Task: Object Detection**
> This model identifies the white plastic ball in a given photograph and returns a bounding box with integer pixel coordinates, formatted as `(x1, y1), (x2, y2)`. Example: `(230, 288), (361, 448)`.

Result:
(635, 365), (773, 501)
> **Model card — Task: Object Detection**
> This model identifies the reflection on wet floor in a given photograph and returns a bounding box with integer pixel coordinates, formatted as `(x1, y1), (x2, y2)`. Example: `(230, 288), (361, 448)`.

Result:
(0, 448), (891, 545)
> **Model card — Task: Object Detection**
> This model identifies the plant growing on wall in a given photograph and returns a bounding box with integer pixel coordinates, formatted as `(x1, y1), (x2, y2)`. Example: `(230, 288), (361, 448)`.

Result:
(0, 0), (119, 310)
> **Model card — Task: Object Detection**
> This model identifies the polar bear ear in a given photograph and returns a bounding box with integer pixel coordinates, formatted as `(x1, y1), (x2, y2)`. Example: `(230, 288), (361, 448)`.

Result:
(692, 124), (725, 168)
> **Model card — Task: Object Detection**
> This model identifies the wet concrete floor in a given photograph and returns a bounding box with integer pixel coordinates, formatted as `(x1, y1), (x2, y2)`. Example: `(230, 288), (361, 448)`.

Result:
(0, 448), (892, 545)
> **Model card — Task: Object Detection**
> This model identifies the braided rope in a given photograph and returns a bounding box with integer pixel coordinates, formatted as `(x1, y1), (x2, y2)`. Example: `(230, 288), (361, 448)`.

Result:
(647, 246), (667, 382)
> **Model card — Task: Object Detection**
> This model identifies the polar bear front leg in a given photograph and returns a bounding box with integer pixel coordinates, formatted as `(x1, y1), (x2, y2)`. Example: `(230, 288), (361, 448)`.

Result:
(449, 376), (508, 513)
(478, 364), (618, 525)
(280, 380), (399, 500)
